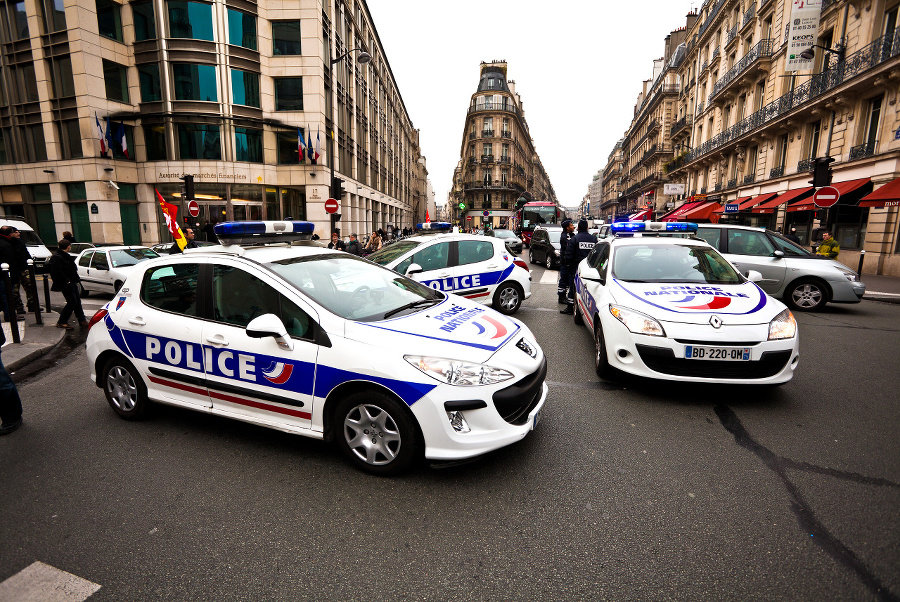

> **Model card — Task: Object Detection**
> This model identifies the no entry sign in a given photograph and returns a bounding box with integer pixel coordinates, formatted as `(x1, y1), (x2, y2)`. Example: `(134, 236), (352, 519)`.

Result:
(188, 200), (200, 217)
(813, 186), (840, 208)
(325, 198), (339, 214)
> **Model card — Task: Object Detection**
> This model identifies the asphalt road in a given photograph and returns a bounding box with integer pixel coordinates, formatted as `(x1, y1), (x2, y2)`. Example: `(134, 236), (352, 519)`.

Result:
(1, 268), (898, 601)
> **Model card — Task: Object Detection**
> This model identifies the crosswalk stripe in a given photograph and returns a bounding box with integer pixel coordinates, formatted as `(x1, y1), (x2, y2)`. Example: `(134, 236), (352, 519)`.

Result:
(0, 561), (101, 601)
(539, 270), (558, 285)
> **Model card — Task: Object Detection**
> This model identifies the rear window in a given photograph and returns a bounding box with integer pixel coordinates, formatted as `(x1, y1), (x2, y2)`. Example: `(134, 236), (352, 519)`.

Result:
(18, 230), (45, 246)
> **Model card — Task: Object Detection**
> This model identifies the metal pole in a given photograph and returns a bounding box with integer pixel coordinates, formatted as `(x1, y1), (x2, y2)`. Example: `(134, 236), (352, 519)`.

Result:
(330, 54), (337, 238)
(43, 270), (51, 313)
(26, 259), (41, 325)
(2, 263), (20, 343)
(857, 249), (866, 275)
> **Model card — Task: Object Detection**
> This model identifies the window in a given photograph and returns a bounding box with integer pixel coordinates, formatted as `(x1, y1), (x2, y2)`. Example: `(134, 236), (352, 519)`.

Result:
(78, 251), (93, 267)
(142, 263), (201, 316)
(777, 133), (788, 169)
(747, 145), (758, 177)
(48, 55), (75, 98)
(66, 182), (86, 200)
(230, 69), (259, 107)
(57, 119), (83, 158)
(39, 0), (66, 33)
(274, 77), (302, 111)
(864, 95), (883, 148)
(132, 1), (156, 40)
(110, 124), (134, 160)
(96, 0), (122, 42)
(23, 123), (47, 161)
(0, 129), (10, 163)
(395, 241), (450, 274)
(103, 59), (129, 103)
(168, 0), (213, 41)
(226, 8), (255, 50)
(277, 130), (301, 164)
(176, 123), (220, 159)
(457, 240), (494, 266)
(726, 229), (775, 256)
(14, 64), (39, 103)
(807, 121), (821, 159)
(234, 127), (262, 162)
(212, 265), (311, 338)
(172, 63), (217, 101)
(482, 143), (492, 157)
(138, 64), (161, 102)
(272, 20), (301, 55)
(4, 1), (28, 40)
(144, 124), (167, 160)
(755, 81), (765, 111)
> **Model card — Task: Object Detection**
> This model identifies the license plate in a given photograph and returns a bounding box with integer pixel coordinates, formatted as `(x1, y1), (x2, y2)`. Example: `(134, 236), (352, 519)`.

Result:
(531, 409), (542, 430)
(684, 345), (752, 361)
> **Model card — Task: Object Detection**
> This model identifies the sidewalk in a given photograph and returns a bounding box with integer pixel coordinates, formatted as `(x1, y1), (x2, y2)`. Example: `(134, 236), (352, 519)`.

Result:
(1, 308), (69, 373)
(861, 273), (900, 303)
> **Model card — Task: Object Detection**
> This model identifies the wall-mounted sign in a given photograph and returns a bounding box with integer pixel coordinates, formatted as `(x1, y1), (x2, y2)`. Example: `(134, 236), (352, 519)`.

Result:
(90, 203), (99, 214)
(786, 0), (823, 72)
(663, 183), (685, 195)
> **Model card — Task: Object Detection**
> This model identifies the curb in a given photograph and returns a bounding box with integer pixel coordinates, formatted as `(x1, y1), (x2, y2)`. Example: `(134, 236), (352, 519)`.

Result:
(863, 292), (900, 304)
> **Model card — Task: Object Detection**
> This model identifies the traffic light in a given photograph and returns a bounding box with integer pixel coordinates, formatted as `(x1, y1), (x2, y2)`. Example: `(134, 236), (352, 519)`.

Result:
(809, 157), (835, 188)
(331, 177), (344, 199)
(181, 174), (194, 200)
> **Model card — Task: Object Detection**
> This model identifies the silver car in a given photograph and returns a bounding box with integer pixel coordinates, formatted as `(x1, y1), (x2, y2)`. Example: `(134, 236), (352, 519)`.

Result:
(694, 224), (865, 311)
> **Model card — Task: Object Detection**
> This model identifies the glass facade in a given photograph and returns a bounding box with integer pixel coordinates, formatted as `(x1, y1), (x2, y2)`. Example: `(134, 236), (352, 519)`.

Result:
(138, 64), (162, 102)
(96, 0), (123, 42)
(231, 69), (259, 107)
(277, 130), (300, 164)
(144, 124), (167, 160)
(58, 119), (83, 159)
(274, 78), (303, 111)
(41, 0), (66, 32)
(133, 1), (156, 41)
(176, 123), (221, 160)
(23, 124), (47, 162)
(168, 1), (213, 41)
(235, 127), (262, 162)
(103, 59), (129, 103)
(49, 55), (76, 98)
(227, 8), (256, 50)
(272, 21), (301, 55)
(173, 63), (217, 102)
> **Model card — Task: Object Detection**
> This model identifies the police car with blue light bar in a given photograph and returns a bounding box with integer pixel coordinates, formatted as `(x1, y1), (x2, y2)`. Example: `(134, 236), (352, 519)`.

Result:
(572, 222), (800, 384)
(85, 221), (547, 475)
(365, 223), (532, 315)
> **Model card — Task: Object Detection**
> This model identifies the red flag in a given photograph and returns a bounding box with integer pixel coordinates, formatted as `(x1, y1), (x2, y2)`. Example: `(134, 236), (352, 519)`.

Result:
(425, 209), (430, 224)
(155, 188), (186, 250)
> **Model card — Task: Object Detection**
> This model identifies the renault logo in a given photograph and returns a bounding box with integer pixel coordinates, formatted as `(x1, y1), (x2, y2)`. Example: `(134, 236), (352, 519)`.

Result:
(709, 315), (723, 329)
(516, 338), (537, 358)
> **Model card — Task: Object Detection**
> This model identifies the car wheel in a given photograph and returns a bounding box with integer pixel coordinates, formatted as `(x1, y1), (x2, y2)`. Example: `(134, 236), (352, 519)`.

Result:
(529, 249), (537, 265)
(335, 391), (420, 476)
(545, 255), (554, 270)
(493, 282), (522, 315)
(79, 284), (89, 298)
(114, 280), (124, 294)
(573, 298), (584, 325)
(594, 323), (611, 379)
(103, 357), (150, 420)
(785, 278), (828, 311)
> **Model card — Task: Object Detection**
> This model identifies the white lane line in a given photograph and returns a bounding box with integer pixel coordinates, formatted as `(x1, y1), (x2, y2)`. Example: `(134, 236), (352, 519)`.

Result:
(539, 270), (558, 285)
(0, 561), (101, 602)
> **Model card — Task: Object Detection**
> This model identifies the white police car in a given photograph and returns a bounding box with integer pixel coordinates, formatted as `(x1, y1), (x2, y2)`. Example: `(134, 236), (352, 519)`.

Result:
(573, 221), (800, 385)
(85, 221), (547, 475)
(366, 222), (532, 315)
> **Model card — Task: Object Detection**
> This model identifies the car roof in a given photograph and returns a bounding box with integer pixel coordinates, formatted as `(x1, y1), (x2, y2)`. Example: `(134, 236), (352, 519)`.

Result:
(86, 245), (154, 251)
(609, 235), (714, 249)
(403, 233), (499, 243)
(694, 223), (767, 232)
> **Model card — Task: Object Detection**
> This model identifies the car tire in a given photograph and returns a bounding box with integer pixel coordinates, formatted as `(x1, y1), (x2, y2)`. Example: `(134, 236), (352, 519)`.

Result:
(785, 278), (829, 311)
(79, 284), (89, 298)
(114, 280), (124, 294)
(492, 282), (523, 315)
(103, 357), (150, 420)
(529, 249), (537, 265)
(594, 323), (611, 379)
(545, 255), (554, 270)
(335, 391), (421, 476)
(573, 298), (584, 325)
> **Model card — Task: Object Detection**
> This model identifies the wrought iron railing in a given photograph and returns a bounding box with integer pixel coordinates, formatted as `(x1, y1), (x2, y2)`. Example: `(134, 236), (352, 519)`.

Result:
(500, 131), (512, 138)
(743, 173), (755, 184)
(727, 178), (737, 188)
(797, 158), (815, 172)
(468, 102), (520, 116)
(770, 166), (784, 178)
(742, 2), (756, 28)
(482, 129), (494, 137)
(481, 154), (494, 162)
(710, 46), (720, 64)
(849, 141), (877, 161)
(714, 182), (722, 191)
(698, 0), (727, 40)
(696, 101), (705, 116)
(671, 115), (693, 137)
(822, 0), (837, 12)
(726, 25), (738, 47)
(700, 187), (707, 194)
(709, 39), (774, 103)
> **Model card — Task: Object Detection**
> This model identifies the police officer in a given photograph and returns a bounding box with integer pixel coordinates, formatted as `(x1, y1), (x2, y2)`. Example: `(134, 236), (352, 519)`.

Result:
(560, 219), (597, 314)
(557, 219), (576, 304)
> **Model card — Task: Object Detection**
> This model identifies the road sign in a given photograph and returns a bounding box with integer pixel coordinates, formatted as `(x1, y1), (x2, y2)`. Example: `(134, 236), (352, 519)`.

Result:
(325, 198), (339, 214)
(724, 203), (739, 213)
(188, 200), (200, 218)
(813, 186), (840, 208)
(458, 202), (466, 210)
(482, 210), (490, 217)
(466, 216), (472, 221)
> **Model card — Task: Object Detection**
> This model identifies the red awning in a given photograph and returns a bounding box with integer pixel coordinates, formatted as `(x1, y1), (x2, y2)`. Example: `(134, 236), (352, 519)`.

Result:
(753, 187), (814, 214)
(630, 208), (651, 221)
(787, 178), (871, 212)
(680, 201), (718, 221)
(660, 200), (703, 221)
(860, 177), (900, 208)
(712, 196), (752, 214)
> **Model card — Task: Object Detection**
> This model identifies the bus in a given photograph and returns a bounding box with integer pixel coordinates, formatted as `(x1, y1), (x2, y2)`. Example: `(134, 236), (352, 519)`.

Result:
(513, 201), (565, 246)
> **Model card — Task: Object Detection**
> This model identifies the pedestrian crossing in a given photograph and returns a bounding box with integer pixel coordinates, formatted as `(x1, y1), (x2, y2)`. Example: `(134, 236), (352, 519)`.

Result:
(0, 561), (100, 601)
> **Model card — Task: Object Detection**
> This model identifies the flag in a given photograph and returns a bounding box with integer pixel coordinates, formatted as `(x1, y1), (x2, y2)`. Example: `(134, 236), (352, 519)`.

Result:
(105, 117), (115, 157)
(117, 122), (128, 159)
(425, 209), (430, 224)
(314, 126), (321, 164)
(155, 188), (186, 251)
(95, 113), (107, 156)
(297, 127), (305, 162)
(308, 129), (315, 165)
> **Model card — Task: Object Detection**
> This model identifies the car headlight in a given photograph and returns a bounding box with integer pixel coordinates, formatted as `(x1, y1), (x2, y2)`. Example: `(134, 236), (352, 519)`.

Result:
(404, 356), (514, 386)
(609, 305), (666, 336)
(836, 267), (859, 282)
(768, 308), (797, 340)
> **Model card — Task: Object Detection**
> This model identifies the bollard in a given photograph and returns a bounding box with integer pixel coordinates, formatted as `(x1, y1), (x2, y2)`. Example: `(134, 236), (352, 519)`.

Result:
(26, 259), (42, 325)
(43, 270), (51, 312)
(856, 249), (865, 276)
(1, 263), (21, 343)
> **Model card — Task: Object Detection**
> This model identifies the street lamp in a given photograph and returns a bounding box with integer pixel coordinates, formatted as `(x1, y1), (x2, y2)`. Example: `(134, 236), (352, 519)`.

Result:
(329, 47), (370, 236)
(799, 44), (844, 66)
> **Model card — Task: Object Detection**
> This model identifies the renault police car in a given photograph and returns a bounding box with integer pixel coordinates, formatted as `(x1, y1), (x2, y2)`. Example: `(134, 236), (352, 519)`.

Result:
(572, 221), (799, 385)
(366, 222), (532, 315)
(85, 221), (547, 475)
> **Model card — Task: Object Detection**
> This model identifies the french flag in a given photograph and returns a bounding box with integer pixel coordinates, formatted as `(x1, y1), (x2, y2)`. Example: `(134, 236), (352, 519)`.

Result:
(297, 127), (305, 162)
(117, 121), (128, 159)
(95, 113), (107, 156)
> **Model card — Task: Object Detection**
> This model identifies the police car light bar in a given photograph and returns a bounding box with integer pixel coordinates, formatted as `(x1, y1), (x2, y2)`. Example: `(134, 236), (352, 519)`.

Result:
(214, 221), (315, 245)
(416, 222), (452, 231)
(610, 221), (698, 234)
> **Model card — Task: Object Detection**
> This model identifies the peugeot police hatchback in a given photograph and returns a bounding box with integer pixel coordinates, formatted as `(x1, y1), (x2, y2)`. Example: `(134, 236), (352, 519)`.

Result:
(85, 221), (547, 475)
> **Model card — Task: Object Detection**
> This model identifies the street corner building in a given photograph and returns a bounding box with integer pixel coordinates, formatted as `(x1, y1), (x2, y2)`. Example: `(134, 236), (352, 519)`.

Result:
(0, 0), (429, 246)
(594, 0), (900, 276)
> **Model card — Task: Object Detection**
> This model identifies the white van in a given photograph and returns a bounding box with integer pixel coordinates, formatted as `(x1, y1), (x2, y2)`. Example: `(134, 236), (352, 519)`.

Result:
(0, 217), (53, 272)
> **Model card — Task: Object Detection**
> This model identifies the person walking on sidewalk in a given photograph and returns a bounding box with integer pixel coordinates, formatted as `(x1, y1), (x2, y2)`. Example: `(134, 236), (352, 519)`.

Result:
(0, 327), (23, 435)
(816, 231), (840, 259)
(48, 238), (87, 330)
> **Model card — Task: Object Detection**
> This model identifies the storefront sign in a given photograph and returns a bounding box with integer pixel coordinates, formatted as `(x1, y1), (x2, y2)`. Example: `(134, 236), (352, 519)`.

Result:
(156, 171), (250, 182)
(786, 0), (823, 72)
(663, 183), (685, 195)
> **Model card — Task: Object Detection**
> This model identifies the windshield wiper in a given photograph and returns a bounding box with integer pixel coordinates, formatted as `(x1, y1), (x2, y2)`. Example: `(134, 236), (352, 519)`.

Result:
(383, 298), (440, 319)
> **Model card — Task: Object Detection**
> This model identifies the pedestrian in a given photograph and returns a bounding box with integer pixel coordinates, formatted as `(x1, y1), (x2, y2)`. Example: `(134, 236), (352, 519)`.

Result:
(8, 228), (37, 313)
(48, 238), (87, 329)
(201, 218), (219, 243)
(784, 227), (801, 244)
(0, 326), (23, 435)
(346, 233), (363, 256)
(365, 230), (383, 254)
(560, 219), (597, 314)
(62, 230), (77, 244)
(816, 231), (840, 258)
(0, 228), (14, 322)
(327, 230), (346, 251)
(557, 219), (576, 304)
(0, 226), (26, 316)
(170, 228), (200, 254)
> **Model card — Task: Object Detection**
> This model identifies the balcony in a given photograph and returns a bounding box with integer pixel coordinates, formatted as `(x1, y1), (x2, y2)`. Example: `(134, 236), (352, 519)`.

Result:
(725, 25), (738, 48)
(500, 130), (512, 138)
(710, 46), (720, 65)
(743, 173), (756, 184)
(849, 141), (877, 161)
(695, 101), (706, 116)
(497, 155), (511, 164)
(714, 182), (722, 192)
(481, 154), (494, 163)
(482, 129), (494, 137)
(742, 2), (756, 29)
(797, 158), (815, 172)
(708, 39), (774, 105)
(467, 102), (521, 117)
(769, 166), (784, 179)
(647, 118), (661, 134)
(700, 187), (707, 194)
(727, 178), (737, 188)
(671, 115), (693, 138)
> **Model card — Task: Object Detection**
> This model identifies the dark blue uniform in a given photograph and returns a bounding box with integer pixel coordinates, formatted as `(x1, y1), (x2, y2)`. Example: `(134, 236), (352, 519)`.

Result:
(563, 222), (597, 309)
(557, 225), (576, 303)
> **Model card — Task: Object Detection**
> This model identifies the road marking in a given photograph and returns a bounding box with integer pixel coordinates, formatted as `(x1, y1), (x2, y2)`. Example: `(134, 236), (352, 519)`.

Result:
(539, 270), (557, 284)
(0, 561), (101, 601)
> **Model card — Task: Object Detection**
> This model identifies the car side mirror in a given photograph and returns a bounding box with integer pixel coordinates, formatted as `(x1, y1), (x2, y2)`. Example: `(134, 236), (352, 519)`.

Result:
(772, 250), (785, 258)
(405, 263), (424, 277)
(246, 313), (293, 351)
(746, 270), (763, 283)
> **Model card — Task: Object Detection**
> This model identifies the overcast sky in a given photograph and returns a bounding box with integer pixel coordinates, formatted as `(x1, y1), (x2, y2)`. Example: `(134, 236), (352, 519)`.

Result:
(366, 0), (697, 211)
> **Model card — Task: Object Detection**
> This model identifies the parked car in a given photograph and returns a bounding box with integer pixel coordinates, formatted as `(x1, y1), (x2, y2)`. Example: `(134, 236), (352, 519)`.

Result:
(490, 228), (523, 254)
(76, 246), (160, 295)
(693, 223), (865, 311)
(0, 217), (52, 272)
(528, 225), (563, 269)
(150, 241), (217, 254)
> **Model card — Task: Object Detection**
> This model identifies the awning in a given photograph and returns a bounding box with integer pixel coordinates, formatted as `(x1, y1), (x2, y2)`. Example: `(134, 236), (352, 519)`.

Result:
(680, 201), (719, 221)
(630, 208), (651, 221)
(712, 196), (753, 214)
(787, 178), (872, 212)
(752, 187), (814, 214)
(859, 177), (900, 208)
(660, 200), (704, 221)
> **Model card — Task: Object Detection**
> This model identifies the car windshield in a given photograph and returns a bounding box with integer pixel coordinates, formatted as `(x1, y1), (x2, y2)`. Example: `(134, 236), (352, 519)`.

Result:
(19, 231), (45, 246)
(612, 244), (743, 284)
(493, 230), (516, 239)
(366, 241), (421, 265)
(770, 231), (814, 256)
(267, 253), (443, 322)
(109, 248), (159, 267)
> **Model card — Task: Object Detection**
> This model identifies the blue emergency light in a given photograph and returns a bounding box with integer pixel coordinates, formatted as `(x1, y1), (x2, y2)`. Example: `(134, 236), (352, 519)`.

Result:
(610, 221), (698, 235)
(214, 221), (315, 245)
(416, 222), (452, 231)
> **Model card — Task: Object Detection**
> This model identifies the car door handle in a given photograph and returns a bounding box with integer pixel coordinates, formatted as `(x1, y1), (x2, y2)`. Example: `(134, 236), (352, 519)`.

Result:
(438, 272), (451, 278)
(487, 264), (499, 269)
(128, 317), (146, 326)
(205, 335), (229, 346)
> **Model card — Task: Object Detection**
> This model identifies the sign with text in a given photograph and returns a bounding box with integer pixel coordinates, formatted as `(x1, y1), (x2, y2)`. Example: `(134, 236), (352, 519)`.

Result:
(663, 183), (685, 196)
(724, 204), (740, 213)
(786, 0), (823, 72)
